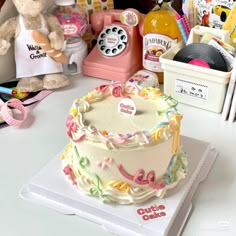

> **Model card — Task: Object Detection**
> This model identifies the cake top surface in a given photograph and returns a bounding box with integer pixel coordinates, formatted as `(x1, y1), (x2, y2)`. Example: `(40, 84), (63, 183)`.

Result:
(66, 82), (182, 149)
(84, 94), (160, 134)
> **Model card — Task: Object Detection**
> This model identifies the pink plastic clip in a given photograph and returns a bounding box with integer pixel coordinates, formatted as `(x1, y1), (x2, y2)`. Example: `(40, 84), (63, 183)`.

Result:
(0, 89), (53, 127)
(0, 98), (27, 127)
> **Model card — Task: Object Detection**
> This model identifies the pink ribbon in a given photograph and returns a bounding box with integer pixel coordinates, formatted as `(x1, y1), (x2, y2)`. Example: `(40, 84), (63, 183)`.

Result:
(0, 98), (27, 127)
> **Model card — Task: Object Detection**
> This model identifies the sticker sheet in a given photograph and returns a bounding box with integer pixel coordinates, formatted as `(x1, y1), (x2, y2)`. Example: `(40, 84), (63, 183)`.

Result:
(194, 0), (235, 29)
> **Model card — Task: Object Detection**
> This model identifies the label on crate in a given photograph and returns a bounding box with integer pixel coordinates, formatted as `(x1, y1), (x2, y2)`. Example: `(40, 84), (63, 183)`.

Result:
(175, 79), (208, 100)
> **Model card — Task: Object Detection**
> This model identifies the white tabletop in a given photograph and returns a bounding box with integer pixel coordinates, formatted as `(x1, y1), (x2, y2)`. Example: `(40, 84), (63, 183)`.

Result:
(0, 74), (236, 236)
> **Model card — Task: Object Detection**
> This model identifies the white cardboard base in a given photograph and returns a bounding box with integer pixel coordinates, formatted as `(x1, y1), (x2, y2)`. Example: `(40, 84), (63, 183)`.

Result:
(20, 136), (218, 236)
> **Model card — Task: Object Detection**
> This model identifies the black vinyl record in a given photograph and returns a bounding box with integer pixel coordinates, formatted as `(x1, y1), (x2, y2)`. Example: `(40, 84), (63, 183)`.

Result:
(173, 43), (228, 72)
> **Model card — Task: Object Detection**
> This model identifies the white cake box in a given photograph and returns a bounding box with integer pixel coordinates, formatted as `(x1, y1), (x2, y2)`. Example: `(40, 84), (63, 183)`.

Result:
(160, 41), (231, 113)
(19, 136), (218, 236)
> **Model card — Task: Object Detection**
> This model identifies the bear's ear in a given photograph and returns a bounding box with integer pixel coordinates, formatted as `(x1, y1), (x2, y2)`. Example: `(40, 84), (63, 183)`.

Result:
(0, 0), (6, 11)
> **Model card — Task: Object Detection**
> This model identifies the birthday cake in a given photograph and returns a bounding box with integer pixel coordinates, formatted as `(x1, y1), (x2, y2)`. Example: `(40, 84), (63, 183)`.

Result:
(61, 83), (187, 204)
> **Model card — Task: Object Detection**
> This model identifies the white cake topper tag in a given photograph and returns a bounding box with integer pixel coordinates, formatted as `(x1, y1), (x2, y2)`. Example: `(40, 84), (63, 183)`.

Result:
(118, 98), (136, 116)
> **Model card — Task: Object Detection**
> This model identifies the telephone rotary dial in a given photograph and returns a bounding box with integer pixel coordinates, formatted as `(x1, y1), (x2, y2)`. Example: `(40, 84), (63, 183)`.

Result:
(97, 25), (128, 56)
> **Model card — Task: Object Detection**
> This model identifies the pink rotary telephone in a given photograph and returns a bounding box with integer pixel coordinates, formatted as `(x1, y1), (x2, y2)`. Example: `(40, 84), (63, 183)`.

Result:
(82, 9), (144, 82)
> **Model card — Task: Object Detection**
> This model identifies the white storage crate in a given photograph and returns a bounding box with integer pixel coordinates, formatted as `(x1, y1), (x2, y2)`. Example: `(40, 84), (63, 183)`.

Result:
(160, 41), (231, 113)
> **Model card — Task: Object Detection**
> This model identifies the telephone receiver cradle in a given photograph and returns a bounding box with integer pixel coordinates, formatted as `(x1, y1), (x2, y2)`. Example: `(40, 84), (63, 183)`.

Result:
(82, 9), (144, 83)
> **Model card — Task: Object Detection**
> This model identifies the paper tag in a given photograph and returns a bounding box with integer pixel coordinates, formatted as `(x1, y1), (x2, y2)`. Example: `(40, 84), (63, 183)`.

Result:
(126, 69), (159, 89)
(118, 98), (136, 116)
(175, 78), (208, 100)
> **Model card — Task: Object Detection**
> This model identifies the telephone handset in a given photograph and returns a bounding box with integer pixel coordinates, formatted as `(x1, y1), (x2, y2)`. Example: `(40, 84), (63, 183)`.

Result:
(82, 9), (144, 82)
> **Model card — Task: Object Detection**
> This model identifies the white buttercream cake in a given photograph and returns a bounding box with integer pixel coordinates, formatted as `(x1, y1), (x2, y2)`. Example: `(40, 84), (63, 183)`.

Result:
(61, 82), (187, 204)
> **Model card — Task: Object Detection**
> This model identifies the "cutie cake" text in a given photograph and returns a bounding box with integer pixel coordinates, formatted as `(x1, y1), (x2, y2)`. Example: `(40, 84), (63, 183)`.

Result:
(136, 204), (167, 221)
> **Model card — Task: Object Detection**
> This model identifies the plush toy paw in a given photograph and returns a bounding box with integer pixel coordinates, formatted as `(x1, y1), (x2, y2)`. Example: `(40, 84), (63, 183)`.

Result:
(49, 31), (64, 50)
(17, 77), (44, 92)
(0, 39), (11, 55)
(43, 74), (69, 90)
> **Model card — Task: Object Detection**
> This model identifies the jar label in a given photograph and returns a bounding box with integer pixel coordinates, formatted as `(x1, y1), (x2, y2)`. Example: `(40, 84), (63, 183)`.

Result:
(56, 13), (88, 39)
(143, 33), (177, 72)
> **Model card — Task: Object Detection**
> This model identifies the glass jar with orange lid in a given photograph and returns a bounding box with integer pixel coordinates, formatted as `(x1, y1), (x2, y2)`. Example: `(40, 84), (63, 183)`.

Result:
(143, 0), (181, 84)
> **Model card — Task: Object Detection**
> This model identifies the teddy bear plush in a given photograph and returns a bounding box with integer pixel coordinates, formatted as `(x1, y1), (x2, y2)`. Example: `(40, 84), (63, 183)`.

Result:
(0, 0), (69, 92)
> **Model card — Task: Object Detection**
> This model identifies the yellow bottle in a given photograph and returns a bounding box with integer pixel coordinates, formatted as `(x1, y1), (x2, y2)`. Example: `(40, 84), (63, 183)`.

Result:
(143, 0), (181, 84)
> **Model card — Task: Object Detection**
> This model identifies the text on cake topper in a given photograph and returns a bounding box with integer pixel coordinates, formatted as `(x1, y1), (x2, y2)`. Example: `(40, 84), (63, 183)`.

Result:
(118, 98), (136, 116)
